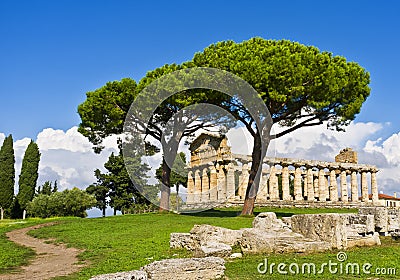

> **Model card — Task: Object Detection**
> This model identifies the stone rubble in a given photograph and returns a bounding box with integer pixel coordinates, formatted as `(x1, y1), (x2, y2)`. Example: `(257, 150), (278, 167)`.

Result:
(90, 257), (225, 280)
(171, 208), (400, 257)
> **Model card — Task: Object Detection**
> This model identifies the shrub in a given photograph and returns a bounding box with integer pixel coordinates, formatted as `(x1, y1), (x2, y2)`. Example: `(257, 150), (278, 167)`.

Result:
(27, 187), (96, 218)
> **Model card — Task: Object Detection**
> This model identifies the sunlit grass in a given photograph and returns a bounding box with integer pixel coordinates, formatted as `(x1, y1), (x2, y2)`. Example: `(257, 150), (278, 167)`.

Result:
(1, 207), (398, 279)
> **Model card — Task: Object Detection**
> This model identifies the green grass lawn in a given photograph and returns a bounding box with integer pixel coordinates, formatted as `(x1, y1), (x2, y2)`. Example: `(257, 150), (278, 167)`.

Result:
(1, 207), (399, 279)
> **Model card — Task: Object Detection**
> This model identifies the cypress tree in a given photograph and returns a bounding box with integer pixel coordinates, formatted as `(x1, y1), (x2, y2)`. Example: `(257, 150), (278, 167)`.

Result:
(17, 140), (40, 212)
(0, 135), (15, 219)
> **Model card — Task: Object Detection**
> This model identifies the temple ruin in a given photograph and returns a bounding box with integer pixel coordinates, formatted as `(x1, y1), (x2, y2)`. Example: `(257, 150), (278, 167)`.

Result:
(185, 133), (380, 208)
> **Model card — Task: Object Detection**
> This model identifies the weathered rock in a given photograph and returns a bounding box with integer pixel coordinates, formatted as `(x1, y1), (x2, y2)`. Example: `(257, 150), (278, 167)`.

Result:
(197, 242), (232, 257)
(229, 252), (243, 259)
(252, 212), (285, 231)
(190, 224), (243, 246)
(239, 228), (331, 254)
(344, 214), (375, 235)
(239, 229), (273, 254)
(291, 214), (347, 249)
(170, 233), (196, 250)
(388, 213), (400, 232)
(347, 232), (381, 248)
(90, 270), (147, 280)
(281, 217), (292, 229)
(142, 257), (225, 280)
(359, 207), (389, 234)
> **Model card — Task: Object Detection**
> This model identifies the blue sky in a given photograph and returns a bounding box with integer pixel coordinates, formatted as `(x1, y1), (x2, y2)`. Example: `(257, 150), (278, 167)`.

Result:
(0, 0), (399, 140)
(1, 0), (400, 202)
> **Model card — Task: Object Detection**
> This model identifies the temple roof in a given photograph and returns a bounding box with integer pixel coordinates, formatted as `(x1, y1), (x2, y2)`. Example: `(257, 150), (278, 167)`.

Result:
(189, 133), (226, 153)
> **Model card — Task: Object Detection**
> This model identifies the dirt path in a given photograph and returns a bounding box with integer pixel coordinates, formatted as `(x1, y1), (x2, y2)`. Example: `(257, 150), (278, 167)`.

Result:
(1, 223), (85, 280)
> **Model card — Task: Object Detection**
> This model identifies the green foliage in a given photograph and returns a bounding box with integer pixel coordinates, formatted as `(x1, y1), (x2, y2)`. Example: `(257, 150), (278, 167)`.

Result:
(39, 181), (53, 196)
(77, 78), (137, 153)
(10, 198), (22, 219)
(0, 135), (15, 216)
(191, 38), (370, 133)
(90, 139), (155, 215)
(27, 188), (96, 218)
(52, 180), (58, 193)
(86, 183), (109, 217)
(17, 140), (41, 212)
(37, 181), (59, 196)
(104, 151), (149, 213)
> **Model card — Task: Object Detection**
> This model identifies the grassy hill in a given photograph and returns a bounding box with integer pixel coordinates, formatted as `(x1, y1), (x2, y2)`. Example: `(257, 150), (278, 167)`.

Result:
(1, 207), (400, 279)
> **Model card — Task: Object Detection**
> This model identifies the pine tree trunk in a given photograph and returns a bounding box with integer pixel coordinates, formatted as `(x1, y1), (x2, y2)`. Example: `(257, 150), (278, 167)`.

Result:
(102, 206), (106, 217)
(159, 159), (171, 211)
(158, 130), (181, 212)
(241, 132), (264, 216)
(0, 207), (3, 220)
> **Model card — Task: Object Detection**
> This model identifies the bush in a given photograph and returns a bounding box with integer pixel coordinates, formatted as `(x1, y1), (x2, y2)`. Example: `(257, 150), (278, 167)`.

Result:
(27, 187), (96, 218)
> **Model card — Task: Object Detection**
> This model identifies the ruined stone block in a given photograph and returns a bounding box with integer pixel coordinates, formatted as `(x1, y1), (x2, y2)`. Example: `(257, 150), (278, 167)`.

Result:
(291, 214), (347, 249)
(142, 257), (225, 280)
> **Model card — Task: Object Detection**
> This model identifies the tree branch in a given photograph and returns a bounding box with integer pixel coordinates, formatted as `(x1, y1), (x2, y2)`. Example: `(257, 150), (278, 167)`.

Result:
(271, 115), (323, 138)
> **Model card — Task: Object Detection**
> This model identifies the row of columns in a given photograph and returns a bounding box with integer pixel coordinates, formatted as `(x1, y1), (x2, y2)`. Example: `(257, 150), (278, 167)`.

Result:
(186, 163), (379, 205)
(186, 163), (236, 205)
(255, 165), (378, 203)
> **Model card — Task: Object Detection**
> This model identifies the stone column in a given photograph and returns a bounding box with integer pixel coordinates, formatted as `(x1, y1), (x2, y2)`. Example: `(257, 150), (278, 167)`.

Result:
(303, 173), (308, 198)
(314, 175), (319, 200)
(217, 165), (226, 202)
(282, 166), (291, 201)
(257, 174), (268, 202)
(318, 169), (327, 201)
(238, 164), (249, 199)
(194, 169), (202, 203)
(307, 168), (314, 201)
(351, 170), (359, 202)
(209, 166), (218, 203)
(226, 163), (235, 200)
(294, 167), (303, 201)
(324, 176), (329, 198)
(187, 171), (194, 204)
(340, 170), (348, 202)
(269, 166), (279, 201)
(361, 172), (369, 202)
(329, 170), (338, 202)
(201, 168), (210, 203)
(371, 171), (378, 204)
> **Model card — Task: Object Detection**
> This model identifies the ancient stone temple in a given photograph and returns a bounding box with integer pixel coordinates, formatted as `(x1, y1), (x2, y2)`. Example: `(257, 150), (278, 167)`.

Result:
(186, 133), (380, 208)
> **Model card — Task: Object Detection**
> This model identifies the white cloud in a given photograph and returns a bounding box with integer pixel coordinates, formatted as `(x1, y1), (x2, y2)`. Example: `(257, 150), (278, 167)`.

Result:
(360, 132), (400, 195)
(35, 127), (119, 190)
(37, 127), (94, 152)
(0, 133), (5, 146)
(7, 127), (119, 192)
(270, 121), (384, 161)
